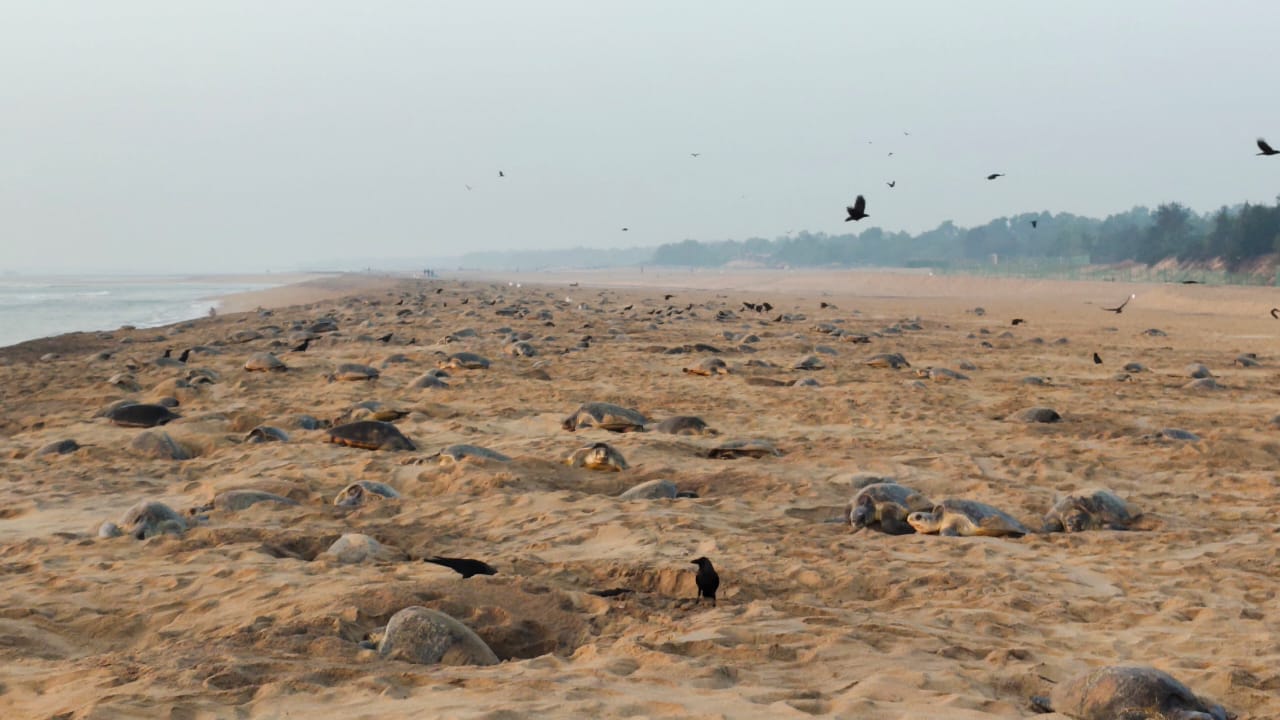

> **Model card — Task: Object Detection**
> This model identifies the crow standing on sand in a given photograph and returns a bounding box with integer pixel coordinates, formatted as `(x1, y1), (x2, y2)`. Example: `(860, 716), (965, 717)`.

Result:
(845, 195), (869, 222)
(291, 337), (311, 353)
(1093, 352), (1103, 365)
(423, 556), (498, 579)
(691, 556), (720, 606)
(1258, 138), (1279, 156)
(1102, 294), (1136, 314)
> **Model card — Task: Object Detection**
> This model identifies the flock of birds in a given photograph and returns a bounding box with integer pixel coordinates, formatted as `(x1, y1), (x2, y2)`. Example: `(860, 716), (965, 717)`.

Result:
(842, 137), (1278, 227)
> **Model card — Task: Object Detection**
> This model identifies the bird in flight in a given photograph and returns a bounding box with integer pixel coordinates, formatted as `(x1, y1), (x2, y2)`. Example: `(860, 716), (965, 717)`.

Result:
(845, 195), (869, 222)
(1102, 294), (1136, 314)
(621, 227), (629, 231)
(1258, 138), (1279, 156)
(987, 173), (1005, 180)
(498, 170), (505, 177)
(1270, 308), (1279, 319)
(1031, 220), (1038, 229)
(465, 184), (472, 191)
(887, 181), (896, 188)
(887, 152), (894, 157)
(690, 152), (701, 157)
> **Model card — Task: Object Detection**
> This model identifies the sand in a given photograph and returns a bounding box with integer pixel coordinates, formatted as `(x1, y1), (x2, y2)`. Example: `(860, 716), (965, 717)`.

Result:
(0, 269), (1277, 719)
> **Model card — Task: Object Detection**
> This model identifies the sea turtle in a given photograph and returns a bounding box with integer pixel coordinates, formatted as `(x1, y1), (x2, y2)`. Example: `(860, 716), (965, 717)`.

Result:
(230, 329), (263, 343)
(308, 318), (339, 334)
(326, 421), (416, 451)
(864, 353), (910, 369)
(565, 442), (629, 471)
(439, 352), (490, 370)
(907, 499), (1030, 537)
(915, 367), (969, 381)
(36, 439), (83, 456)
(328, 363), (380, 382)
(1185, 363), (1213, 379)
(245, 425), (289, 443)
(191, 489), (298, 514)
(106, 373), (142, 392)
(411, 373), (450, 389)
(1158, 428), (1201, 442)
(1031, 665), (1233, 720)
(1012, 407), (1061, 423)
(1234, 354), (1261, 368)
(505, 341), (538, 357)
(114, 500), (188, 540)
(848, 482), (934, 535)
(365, 606), (499, 666)
(561, 402), (648, 433)
(707, 439), (782, 459)
(793, 355), (825, 370)
(1042, 489), (1141, 533)
(333, 480), (402, 507)
(334, 401), (410, 424)
(1123, 362), (1147, 373)
(105, 403), (181, 428)
(617, 479), (681, 500)
(651, 415), (718, 435)
(744, 377), (789, 387)
(244, 352), (287, 372)
(430, 444), (511, 465)
(683, 357), (729, 376)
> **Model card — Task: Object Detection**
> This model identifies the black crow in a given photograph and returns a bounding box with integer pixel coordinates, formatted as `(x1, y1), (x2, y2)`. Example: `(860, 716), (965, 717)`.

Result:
(1102, 294), (1136, 314)
(987, 173), (1005, 180)
(1093, 352), (1102, 364)
(691, 556), (720, 606)
(845, 195), (869, 221)
(1257, 138), (1278, 156)
(423, 556), (498, 579)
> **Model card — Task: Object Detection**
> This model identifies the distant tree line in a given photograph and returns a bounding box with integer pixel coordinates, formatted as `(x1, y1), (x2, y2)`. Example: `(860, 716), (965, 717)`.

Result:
(650, 196), (1280, 271)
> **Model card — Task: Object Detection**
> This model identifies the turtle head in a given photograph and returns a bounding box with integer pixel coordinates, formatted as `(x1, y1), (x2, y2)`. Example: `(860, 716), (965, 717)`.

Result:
(334, 483), (364, 507)
(849, 495), (876, 531)
(906, 509), (941, 534)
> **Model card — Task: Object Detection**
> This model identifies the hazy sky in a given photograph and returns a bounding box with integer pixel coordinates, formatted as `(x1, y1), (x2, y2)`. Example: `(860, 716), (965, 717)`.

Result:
(3, 1), (1278, 273)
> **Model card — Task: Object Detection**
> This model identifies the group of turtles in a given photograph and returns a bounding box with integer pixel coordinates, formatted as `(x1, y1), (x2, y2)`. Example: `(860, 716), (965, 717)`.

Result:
(848, 481), (1142, 537)
(80, 285), (1240, 717)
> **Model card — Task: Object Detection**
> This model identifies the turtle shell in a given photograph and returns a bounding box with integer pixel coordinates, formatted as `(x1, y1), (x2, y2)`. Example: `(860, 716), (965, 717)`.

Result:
(106, 403), (181, 428)
(333, 480), (402, 507)
(1043, 489), (1140, 532)
(652, 415), (716, 435)
(244, 352), (287, 372)
(849, 483), (933, 535)
(326, 421), (416, 451)
(439, 352), (490, 370)
(561, 402), (648, 432)
(246, 425), (289, 443)
(1037, 665), (1232, 720)
(683, 358), (729, 376)
(435, 444), (511, 464)
(864, 353), (910, 369)
(707, 438), (781, 459)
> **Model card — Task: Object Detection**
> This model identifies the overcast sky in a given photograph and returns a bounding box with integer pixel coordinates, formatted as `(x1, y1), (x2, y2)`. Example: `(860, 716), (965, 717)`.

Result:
(2, 1), (1278, 273)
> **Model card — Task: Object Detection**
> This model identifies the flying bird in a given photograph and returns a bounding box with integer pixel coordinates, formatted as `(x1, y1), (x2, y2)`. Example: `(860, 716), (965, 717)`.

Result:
(1257, 138), (1279, 156)
(1271, 308), (1279, 319)
(664, 294), (674, 300)
(1093, 352), (1103, 365)
(1031, 220), (1038, 229)
(887, 181), (896, 188)
(691, 556), (720, 606)
(423, 556), (498, 579)
(498, 170), (505, 177)
(621, 227), (629, 231)
(690, 152), (701, 157)
(845, 195), (869, 222)
(986, 173), (1005, 180)
(1102, 294), (1136, 314)
(465, 184), (472, 190)
(887, 152), (894, 157)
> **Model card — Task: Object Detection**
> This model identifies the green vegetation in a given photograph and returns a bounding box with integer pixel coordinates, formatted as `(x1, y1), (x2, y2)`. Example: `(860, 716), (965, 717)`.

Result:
(649, 197), (1280, 283)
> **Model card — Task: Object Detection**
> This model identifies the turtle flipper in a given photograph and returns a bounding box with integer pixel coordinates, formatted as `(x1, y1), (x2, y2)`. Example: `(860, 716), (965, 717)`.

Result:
(940, 526), (960, 537)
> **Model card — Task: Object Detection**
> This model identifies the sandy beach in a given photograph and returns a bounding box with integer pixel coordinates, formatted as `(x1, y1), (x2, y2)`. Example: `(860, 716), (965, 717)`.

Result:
(1, 269), (1277, 719)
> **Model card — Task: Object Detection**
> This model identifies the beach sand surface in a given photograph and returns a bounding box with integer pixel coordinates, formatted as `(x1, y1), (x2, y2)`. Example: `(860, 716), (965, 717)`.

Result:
(0, 269), (1277, 719)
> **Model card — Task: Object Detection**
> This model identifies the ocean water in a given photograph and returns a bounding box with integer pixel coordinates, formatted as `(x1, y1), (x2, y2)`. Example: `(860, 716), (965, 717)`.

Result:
(0, 277), (277, 348)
